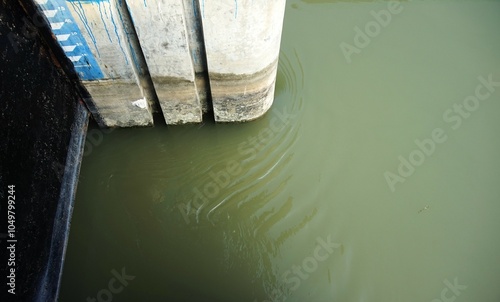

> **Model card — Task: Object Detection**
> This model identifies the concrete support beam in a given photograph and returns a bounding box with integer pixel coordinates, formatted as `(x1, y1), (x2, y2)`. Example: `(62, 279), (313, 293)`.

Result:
(200, 0), (287, 122)
(126, 0), (204, 124)
(181, 0), (211, 114)
(37, 0), (154, 127)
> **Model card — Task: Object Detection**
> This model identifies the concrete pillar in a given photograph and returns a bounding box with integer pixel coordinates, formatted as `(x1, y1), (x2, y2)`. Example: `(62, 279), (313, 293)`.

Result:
(35, 0), (286, 126)
(36, 0), (154, 127)
(200, 0), (287, 122)
(125, 0), (206, 124)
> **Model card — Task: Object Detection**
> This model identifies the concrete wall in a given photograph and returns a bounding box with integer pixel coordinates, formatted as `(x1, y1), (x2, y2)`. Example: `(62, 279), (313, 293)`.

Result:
(126, 0), (203, 124)
(36, 0), (154, 127)
(35, 0), (286, 126)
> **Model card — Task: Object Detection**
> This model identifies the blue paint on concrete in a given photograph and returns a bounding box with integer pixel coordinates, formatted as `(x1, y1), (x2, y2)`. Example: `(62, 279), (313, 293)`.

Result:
(68, 1), (99, 56)
(234, 0), (238, 18)
(97, 1), (112, 42)
(67, 0), (108, 3)
(192, 49), (198, 64)
(109, 1), (129, 65)
(39, 0), (104, 80)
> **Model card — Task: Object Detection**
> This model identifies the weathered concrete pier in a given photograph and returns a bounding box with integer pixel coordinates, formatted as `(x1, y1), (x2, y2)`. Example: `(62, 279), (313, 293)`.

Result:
(35, 0), (286, 127)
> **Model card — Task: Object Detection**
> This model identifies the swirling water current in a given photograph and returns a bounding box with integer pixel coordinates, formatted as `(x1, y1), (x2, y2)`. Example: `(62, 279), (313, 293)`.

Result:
(60, 1), (500, 301)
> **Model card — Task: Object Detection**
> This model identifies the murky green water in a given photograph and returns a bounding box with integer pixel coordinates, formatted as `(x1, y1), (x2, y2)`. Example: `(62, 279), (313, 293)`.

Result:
(60, 1), (500, 301)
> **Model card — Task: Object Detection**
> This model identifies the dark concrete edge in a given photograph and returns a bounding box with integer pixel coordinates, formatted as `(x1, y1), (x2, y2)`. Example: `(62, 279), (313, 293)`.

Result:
(34, 101), (89, 302)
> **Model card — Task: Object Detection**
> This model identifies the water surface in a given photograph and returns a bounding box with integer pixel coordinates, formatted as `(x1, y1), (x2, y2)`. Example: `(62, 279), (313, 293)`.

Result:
(60, 1), (500, 301)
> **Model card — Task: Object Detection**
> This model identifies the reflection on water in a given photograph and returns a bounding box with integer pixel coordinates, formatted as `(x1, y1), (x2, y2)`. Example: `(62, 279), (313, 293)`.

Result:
(60, 0), (500, 301)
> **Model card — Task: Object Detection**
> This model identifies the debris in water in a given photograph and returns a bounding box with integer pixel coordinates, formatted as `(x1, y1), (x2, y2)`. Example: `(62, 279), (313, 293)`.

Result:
(418, 205), (430, 214)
